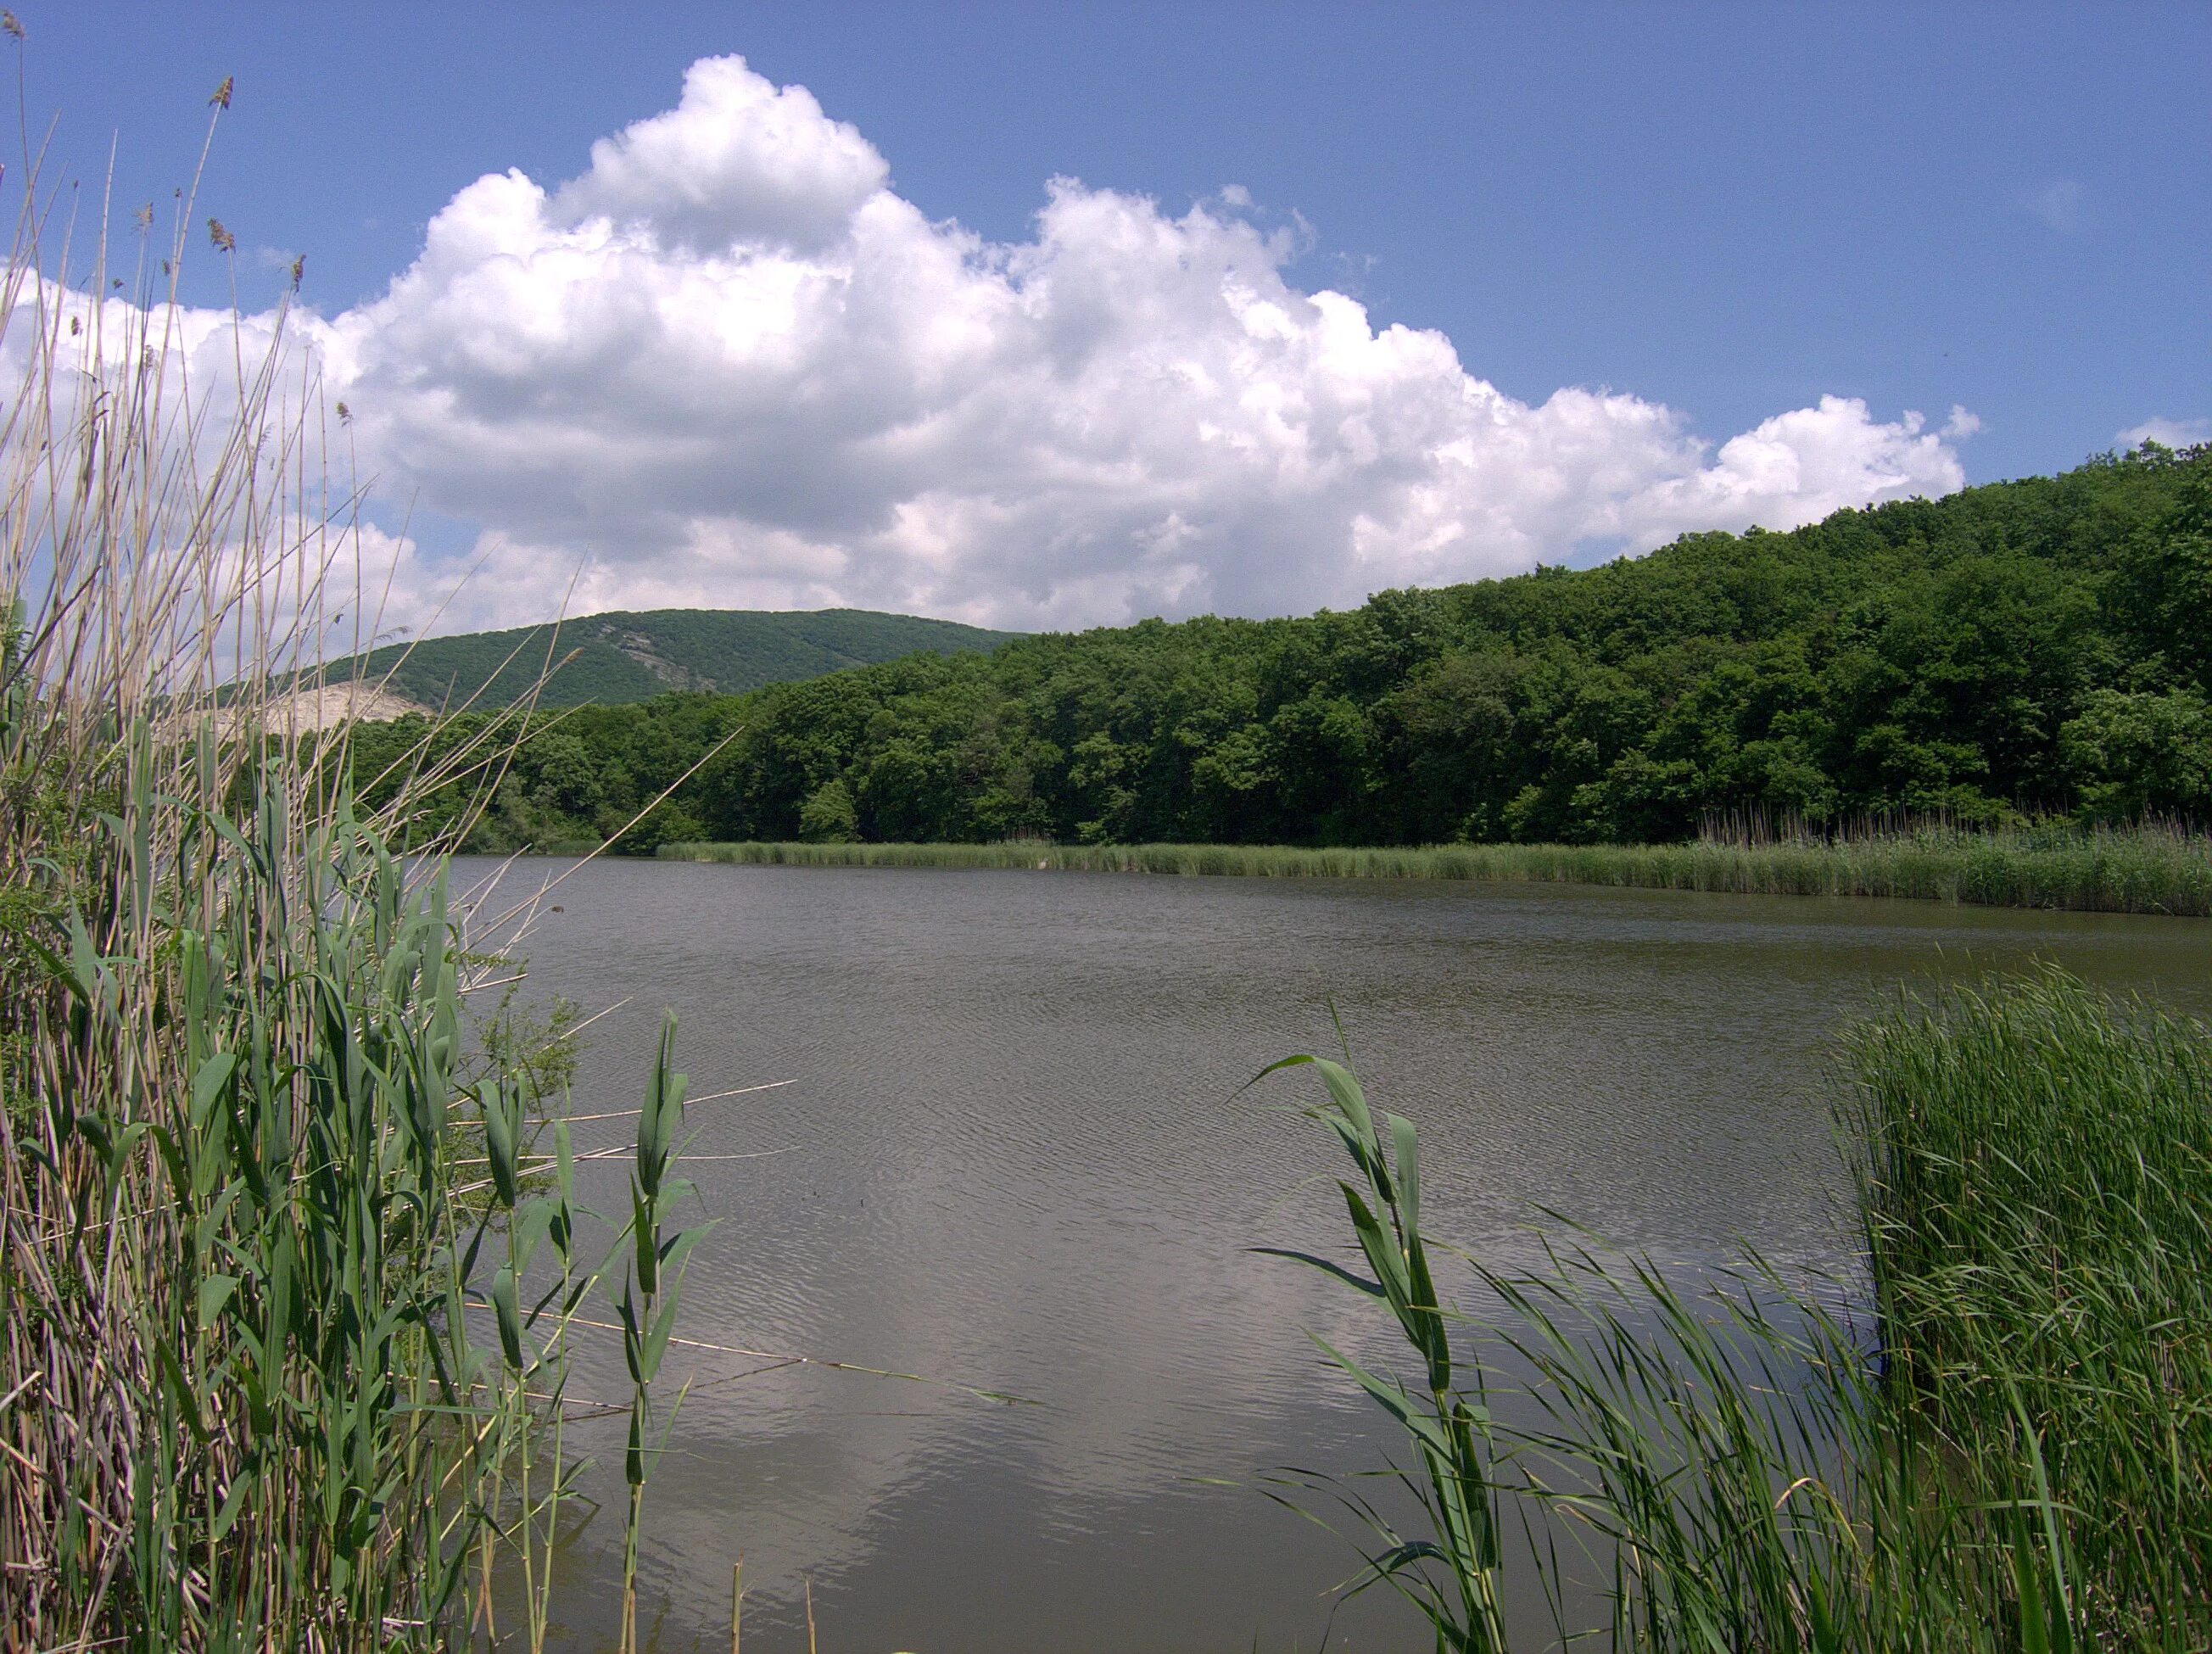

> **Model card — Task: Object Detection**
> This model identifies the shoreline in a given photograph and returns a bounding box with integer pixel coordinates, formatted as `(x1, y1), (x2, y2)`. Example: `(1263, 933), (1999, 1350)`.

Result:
(646, 832), (2212, 917)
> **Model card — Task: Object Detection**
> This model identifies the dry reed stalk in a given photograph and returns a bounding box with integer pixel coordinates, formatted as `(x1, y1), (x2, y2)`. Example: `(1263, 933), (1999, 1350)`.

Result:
(0, 68), (683, 1653)
(731, 1554), (744, 1654)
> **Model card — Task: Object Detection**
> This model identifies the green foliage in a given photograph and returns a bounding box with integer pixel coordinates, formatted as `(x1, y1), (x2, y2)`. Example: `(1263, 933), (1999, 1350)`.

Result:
(314, 606), (1019, 712)
(0, 126), (702, 1647)
(338, 690), (746, 854)
(2058, 687), (2212, 821)
(4, 752), (712, 1651)
(610, 1012), (712, 1654)
(1851, 972), (2212, 1645)
(662, 821), (2212, 915)
(385, 447), (2210, 855)
(1266, 970), (2212, 1649)
(796, 776), (859, 841)
(1254, 1053), (1508, 1650)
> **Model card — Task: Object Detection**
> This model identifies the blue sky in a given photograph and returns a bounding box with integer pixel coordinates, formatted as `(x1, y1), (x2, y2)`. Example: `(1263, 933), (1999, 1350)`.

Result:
(13, 3), (2208, 632)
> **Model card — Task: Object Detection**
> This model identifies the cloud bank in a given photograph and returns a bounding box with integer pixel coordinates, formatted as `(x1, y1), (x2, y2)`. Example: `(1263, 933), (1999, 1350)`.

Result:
(107, 56), (1987, 634)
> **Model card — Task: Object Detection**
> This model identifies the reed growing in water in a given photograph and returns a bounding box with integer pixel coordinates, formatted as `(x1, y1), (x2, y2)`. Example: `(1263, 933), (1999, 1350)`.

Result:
(662, 819), (2212, 915)
(0, 92), (705, 1652)
(1265, 969), (2212, 1650)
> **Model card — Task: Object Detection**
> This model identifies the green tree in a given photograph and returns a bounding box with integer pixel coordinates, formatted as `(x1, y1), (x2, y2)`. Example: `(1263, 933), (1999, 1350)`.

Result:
(797, 777), (859, 842)
(2060, 687), (2212, 822)
(378, 446), (2210, 854)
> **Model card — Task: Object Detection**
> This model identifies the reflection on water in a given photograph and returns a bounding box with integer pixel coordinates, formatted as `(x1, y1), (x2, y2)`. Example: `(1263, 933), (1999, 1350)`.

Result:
(451, 859), (2212, 1652)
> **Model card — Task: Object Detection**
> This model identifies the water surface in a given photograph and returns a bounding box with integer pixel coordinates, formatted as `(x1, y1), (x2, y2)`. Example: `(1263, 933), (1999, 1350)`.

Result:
(453, 859), (2212, 1652)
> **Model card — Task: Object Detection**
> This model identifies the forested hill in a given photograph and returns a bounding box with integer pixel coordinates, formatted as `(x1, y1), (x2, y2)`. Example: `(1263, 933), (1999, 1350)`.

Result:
(325, 606), (1019, 710)
(348, 444), (2212, 852)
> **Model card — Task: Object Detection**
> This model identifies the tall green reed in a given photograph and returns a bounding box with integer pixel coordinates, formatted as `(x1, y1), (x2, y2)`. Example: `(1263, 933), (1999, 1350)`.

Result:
(613, 1012), (713, 1654)
(0, 71), (702, 1651)
(1261, 969), (2210, 1650)
(7, 769), (706, 1650)
(1252, 1053), (1507, 1651)
(663, 824), (2212, 914)
(1850, 971), (2212, 1645)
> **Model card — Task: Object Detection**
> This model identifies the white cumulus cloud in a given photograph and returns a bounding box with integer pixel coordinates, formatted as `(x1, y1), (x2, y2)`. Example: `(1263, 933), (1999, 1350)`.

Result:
(2118, 416), (2210, 451)
(557, 57), (890, 256)
(130, 55), (1984, 634)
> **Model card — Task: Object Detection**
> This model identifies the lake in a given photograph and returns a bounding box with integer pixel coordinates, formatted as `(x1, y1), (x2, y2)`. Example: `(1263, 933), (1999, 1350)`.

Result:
(451, 857), (2212, 1652)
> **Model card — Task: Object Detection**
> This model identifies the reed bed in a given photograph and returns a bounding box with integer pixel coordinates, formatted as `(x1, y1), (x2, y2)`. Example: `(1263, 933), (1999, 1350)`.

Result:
(662, 820), (2212, 914)
(0, 98), (704, 1652)
(1265, 969), (2212, 1650)
(1851, 972), (2212, 1641)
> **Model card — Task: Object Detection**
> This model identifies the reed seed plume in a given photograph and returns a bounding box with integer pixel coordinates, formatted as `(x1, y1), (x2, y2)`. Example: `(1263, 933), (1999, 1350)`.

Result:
(0, 93), (704, 1653)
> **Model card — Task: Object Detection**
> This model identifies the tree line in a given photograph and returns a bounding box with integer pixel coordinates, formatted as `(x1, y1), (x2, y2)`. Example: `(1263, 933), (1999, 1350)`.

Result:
(344, 443), (2212, 853)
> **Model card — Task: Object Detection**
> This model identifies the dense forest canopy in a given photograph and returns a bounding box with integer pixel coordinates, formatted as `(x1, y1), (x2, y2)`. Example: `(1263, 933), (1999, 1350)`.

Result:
(345, 444), (2212, 852)
(311, 606), (1018, 710)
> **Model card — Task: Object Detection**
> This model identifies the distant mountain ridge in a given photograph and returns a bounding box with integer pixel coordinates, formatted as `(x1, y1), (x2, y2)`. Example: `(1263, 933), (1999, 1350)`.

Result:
(324, 607), (1021, 711)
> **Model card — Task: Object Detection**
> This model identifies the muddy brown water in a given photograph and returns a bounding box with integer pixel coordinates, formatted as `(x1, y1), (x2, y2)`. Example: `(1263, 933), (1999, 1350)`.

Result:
(450, 858), (2212, 1652)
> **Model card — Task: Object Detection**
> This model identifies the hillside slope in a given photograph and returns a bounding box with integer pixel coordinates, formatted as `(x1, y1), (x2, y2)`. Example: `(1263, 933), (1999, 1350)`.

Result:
(344, 444), (2212, 853)
(328, 607), (1019, 710)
